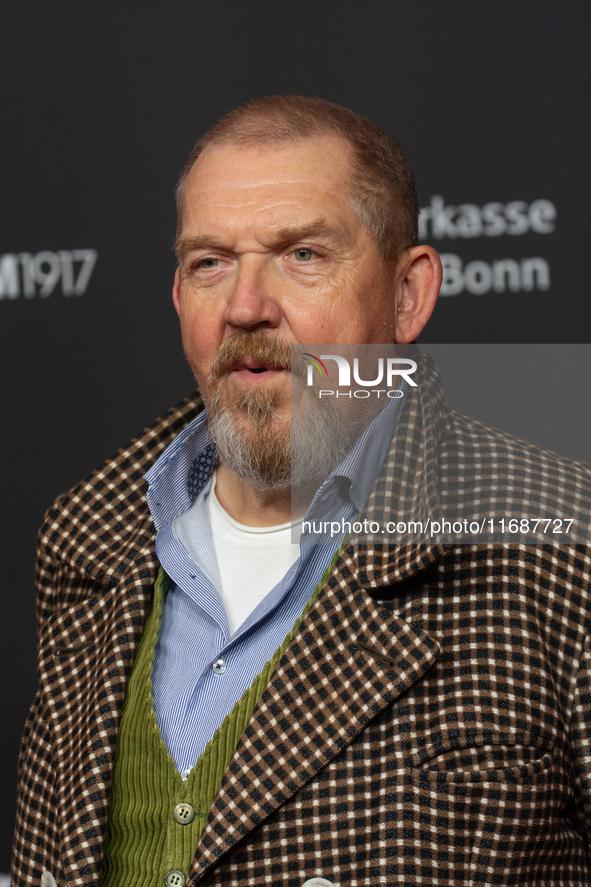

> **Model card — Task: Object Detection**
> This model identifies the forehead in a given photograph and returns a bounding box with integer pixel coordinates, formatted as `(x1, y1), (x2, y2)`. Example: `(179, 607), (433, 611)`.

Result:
(180, 136), (358, 237)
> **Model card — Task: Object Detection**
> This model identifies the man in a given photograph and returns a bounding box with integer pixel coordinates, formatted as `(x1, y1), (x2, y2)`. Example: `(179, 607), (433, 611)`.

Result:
(12, 96), (591, 886)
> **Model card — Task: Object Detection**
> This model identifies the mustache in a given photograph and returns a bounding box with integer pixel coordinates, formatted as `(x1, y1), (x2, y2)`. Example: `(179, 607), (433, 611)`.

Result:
(207, 331), (307, 385)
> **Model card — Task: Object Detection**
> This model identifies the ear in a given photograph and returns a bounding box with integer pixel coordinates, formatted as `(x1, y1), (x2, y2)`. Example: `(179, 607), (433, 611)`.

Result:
(394, 246), (442, 343)
(172, 267), (182, 318)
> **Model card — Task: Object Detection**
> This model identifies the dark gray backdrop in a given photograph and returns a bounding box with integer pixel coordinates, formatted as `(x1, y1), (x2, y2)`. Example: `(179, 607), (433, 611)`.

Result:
(2, 0), (590, 872)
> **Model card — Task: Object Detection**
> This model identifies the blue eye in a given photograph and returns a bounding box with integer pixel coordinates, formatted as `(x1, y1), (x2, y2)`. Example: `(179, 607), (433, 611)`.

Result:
(200, 257), (220, 268)
(294, 248), (313, 261)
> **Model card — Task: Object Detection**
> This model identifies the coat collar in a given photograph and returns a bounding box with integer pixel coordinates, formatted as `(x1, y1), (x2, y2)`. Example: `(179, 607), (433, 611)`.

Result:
(328, 347), (453, 595)
(38, 392), (205, 591)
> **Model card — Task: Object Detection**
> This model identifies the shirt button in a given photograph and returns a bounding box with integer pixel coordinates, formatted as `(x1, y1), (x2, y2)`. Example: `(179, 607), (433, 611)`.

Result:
(164, 870), (186, 887)
(212, 658), (227, 674)
(173, 802), (195, 825)
(41, 873), (57, 887)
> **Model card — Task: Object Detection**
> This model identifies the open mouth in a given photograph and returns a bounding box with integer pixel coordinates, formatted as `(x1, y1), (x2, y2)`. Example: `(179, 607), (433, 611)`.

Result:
(233, 357), (286, 374)
(227, 358), (288, 384)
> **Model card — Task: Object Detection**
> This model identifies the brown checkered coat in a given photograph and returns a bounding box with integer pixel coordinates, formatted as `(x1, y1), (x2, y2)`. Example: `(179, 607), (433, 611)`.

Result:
(12, 355), (591, 886)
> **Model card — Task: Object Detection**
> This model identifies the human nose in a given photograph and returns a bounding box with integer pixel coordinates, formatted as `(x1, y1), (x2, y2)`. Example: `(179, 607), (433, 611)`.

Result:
(222, 259), (282, 331)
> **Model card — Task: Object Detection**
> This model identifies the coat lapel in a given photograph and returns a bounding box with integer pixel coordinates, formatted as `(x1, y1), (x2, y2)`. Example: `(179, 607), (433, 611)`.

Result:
(38, 523), (159, 884)
(36, 393), (203, 884)
(189, 553), (441, 881)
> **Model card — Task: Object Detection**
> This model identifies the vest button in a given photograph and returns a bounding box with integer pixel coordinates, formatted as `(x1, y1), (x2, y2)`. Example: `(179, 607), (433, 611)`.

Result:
(164, 870), (186, 887)
(173, 802), (196, 825)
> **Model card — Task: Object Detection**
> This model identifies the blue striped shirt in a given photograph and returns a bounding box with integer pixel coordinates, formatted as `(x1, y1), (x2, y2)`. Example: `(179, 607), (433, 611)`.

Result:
(144, 391), (406, 775)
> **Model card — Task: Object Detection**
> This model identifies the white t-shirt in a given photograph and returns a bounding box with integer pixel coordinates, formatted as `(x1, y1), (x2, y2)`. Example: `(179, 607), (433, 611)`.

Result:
(204, 479), (302, 636)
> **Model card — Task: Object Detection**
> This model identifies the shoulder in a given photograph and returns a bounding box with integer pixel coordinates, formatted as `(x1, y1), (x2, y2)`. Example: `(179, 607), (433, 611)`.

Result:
(444, 407), (591, 483)
(41, 391), (205, 531)
(439, 408), (591, 544)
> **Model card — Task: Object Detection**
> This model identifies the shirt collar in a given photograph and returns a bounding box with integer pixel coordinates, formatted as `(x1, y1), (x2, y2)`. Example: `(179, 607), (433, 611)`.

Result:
(144, 410), (213, 532)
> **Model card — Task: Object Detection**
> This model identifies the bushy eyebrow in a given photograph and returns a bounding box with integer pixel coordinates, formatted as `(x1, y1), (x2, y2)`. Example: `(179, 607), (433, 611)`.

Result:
(272, 217), (344, 244)
(174, 216), (347, 262)
(174, 235), (224, 261)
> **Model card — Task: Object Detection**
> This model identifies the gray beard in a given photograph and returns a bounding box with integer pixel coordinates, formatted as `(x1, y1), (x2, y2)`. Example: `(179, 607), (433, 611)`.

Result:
(206, 383), (352, 492)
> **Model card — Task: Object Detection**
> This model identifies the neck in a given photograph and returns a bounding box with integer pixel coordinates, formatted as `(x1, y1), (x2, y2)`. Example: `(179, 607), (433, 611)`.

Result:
(214, 463), (314, 527)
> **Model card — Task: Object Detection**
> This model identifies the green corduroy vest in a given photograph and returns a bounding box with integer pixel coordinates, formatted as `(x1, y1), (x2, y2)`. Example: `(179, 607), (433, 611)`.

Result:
(100, 558), (337, 887)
